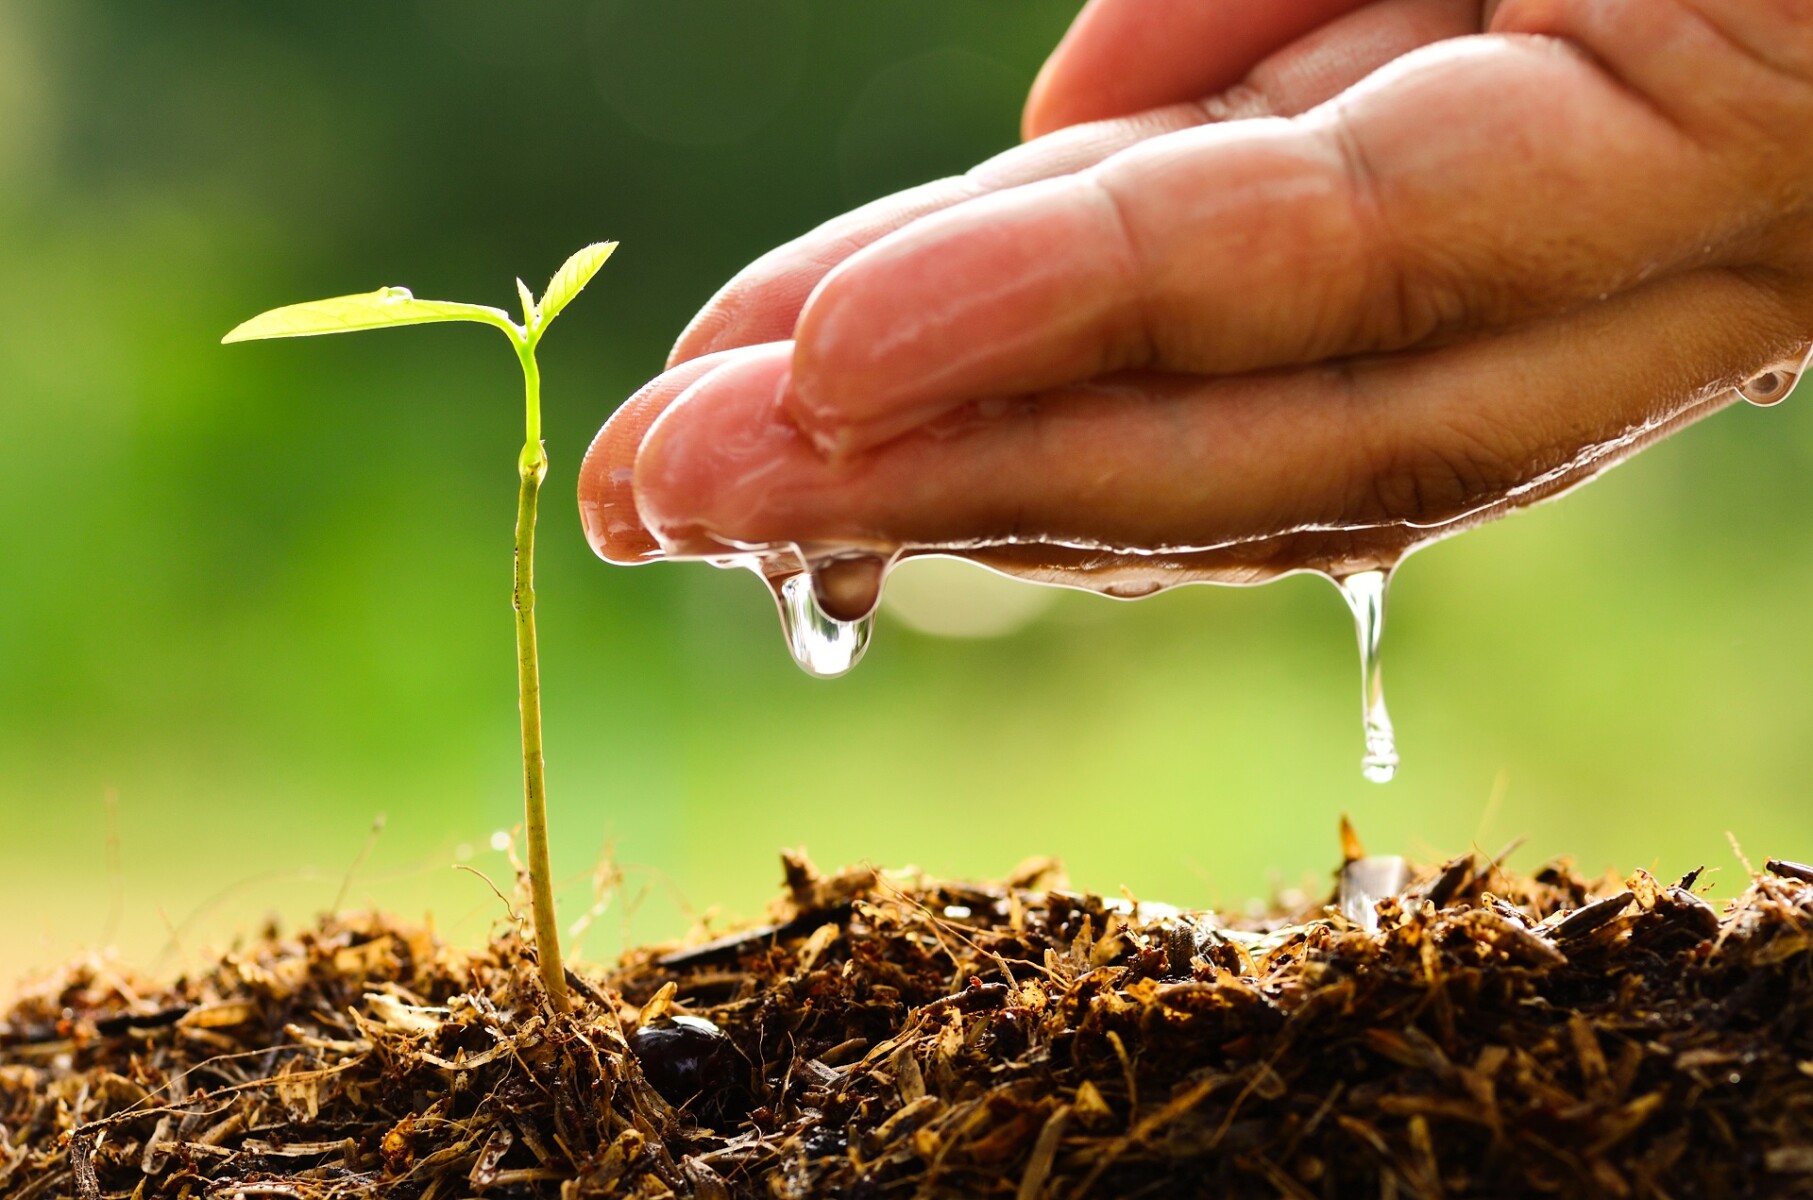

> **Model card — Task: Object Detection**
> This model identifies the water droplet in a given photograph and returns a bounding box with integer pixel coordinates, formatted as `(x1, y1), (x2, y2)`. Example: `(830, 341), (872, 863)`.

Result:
(1338, 854), (1409, 931)
(774, 572), (873, 678)
(808, 554), (888, 622)
(1336, 569), (1398, 784)
(1740, 366), (1799, 407)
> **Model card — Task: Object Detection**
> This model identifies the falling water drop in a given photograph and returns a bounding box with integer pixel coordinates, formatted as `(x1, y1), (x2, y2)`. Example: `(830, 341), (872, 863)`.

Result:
(1336, 569), (1398, 784)
(1740, 365), (1800, 407)
(772, 572), (873, 678)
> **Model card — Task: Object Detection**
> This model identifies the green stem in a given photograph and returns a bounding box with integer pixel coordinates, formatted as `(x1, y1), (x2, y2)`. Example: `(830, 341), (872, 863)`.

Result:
(513, 338), (568, 1014)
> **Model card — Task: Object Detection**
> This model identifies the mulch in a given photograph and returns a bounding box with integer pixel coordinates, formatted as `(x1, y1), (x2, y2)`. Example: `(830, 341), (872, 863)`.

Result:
(4, 833), (1812, 1198)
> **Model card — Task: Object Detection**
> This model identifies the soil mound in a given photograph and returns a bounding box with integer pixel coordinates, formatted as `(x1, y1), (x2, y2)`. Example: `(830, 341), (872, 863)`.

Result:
(4, 846), (1812, 1198)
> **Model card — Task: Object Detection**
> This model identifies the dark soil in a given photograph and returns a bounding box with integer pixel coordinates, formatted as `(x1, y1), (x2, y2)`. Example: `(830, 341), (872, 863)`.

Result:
(4, 838), (1813, 1199)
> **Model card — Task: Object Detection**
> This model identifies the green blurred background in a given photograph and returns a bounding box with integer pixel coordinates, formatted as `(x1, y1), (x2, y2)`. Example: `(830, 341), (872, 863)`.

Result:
(5, 1), (1813, 989)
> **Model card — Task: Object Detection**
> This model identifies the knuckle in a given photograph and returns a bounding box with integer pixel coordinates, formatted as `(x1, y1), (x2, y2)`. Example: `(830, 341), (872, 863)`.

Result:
(1082, 173), (1162, 371)
(1323, 116), (1481, 353)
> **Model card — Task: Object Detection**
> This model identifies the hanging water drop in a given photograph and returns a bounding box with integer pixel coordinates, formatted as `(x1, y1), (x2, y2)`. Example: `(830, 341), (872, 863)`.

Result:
(773, 572), (873, 678)
(1740, 365), (1800, 407)
(809, 554), (888, 622)
(1336, 569), (1398, 784)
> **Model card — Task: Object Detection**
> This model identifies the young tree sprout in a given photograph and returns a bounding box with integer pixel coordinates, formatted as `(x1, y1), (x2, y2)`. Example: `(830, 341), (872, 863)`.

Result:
(224, 242), (618, 1014)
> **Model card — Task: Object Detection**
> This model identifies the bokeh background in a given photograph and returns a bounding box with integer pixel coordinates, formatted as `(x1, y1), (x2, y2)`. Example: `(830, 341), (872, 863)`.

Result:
(5, 1), (1813, 989)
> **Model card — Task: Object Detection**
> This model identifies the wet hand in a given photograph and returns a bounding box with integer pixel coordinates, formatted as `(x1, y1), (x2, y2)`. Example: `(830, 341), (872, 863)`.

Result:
(583, 0), (1813, 583)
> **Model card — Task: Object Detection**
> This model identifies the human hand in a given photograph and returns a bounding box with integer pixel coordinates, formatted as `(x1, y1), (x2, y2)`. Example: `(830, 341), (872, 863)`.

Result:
(582, 0), (1813, 602)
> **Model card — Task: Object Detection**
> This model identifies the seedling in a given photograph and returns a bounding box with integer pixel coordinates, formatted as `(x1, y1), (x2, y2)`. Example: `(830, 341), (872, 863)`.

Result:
(224, 242), (618, 1014)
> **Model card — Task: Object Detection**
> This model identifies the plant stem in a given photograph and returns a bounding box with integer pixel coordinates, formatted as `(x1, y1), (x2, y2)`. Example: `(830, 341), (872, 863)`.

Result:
(513, 338), (568, 1014)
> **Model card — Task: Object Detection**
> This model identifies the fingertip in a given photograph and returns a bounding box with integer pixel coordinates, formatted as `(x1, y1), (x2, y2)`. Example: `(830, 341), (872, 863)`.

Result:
(1021, 36), (1078, 141)
(579, 352), (754, 564)
(1021, 2), (1125, 142)
(1019, 0), (1123, 139)
(665, 251), (817, 369)
(669, 185), (983, 370)
(667, 275), (779, 370)
(578, 388), (668, 565)
(665, 307), (727, 371)
(633, 343), (807, 555)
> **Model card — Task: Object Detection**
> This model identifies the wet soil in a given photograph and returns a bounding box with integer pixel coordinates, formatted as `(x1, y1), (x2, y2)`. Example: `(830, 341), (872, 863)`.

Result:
(4, 844), (1812, 1198)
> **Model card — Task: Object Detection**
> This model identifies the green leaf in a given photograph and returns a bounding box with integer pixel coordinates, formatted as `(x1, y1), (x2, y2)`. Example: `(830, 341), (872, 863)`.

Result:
(515, 278), (538, 327)
(537, 241), (617, 328)
(222, 287), (516, 343)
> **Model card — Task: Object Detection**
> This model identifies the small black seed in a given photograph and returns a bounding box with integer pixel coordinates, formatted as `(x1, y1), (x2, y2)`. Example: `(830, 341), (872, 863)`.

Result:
(628, 1015), (743, 1123)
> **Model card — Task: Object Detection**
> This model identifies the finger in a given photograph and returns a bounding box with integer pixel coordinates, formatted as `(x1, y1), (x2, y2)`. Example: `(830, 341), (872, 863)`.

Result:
(578, 348), (765, 564)
(1023, 0), (1371, 138)
(670, 0), (1483, 369)
(635, 269), (1809, 566)
(784, 34), (1749, 456)
(664, 110), (1204, 368)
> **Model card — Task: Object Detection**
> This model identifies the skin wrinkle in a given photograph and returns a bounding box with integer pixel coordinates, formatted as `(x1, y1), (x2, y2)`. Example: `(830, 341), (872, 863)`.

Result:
(1672, 0), (1813, 91)
(1325, 45), (1533, 343)
(1344, 395), (1690, 537)
(1089, 119), (1362, 371)
(1331, 283), (1795, 535)
(1332, 37), (1738, 340)
(1403, 283), (1763, 532)
(1735, 259), (1813, 326)
(1078, 173), (1159, 376)
(1660, 5), (1813, 186)
(1369, 410), (1533, 528)
(1346, 376), (1508, 532)
(1316, 109), (1409, 355)
(1717, 266), (1813, 368)
(1498, 0), (1791, 163)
